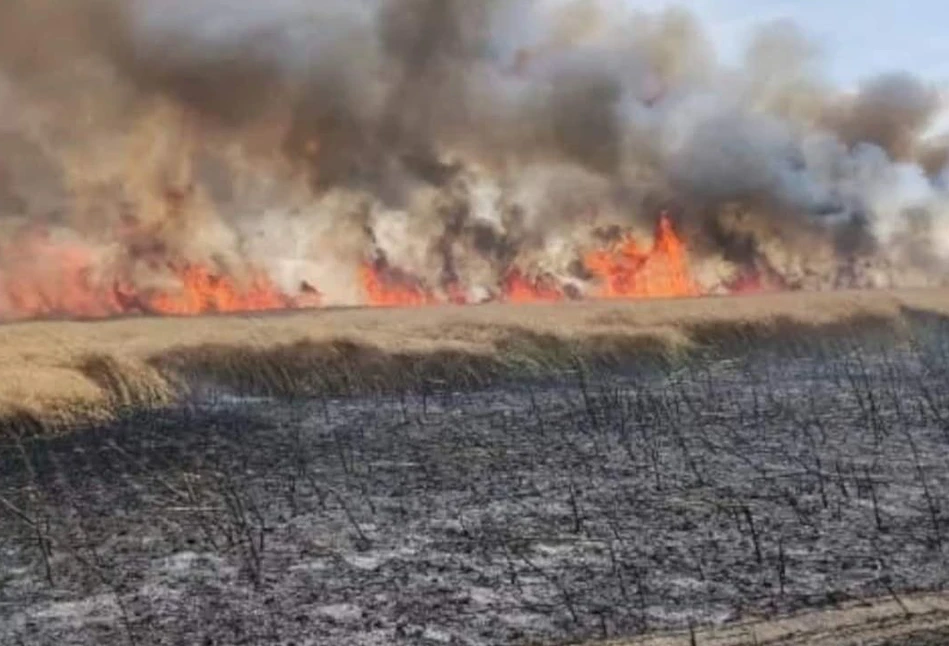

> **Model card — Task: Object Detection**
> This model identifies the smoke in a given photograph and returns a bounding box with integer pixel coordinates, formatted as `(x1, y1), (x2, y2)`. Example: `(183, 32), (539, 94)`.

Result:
(828, 73), (940, 160)
(0, 0), (947, 318)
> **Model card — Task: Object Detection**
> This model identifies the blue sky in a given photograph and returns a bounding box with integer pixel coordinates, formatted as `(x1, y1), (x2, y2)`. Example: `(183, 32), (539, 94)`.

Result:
(625, 0), (949, 134)
(627, 0), (949, 88)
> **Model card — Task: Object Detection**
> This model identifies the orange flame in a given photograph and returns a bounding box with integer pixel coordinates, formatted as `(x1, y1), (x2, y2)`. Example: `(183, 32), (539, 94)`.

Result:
(501, 268), (565, 304)
(0, 225), (321, 320)
(0, 227), (124, 320)
(359, 262), (436, 307)
(0, 214), (710, 322)
(584, 213), (698, 299)
(444, 280), (470, 305)
(146, 264), (298, 315)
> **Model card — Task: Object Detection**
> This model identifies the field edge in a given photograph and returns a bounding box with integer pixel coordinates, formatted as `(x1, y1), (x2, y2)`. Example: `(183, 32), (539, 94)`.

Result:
(1, 288), (947, 437)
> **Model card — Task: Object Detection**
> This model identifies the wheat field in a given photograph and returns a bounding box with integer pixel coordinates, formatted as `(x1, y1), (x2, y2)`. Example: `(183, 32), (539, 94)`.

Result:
(1, 287), (948, 434)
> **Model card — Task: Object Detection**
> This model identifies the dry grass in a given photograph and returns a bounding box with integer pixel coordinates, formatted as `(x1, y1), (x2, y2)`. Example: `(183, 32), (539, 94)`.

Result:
(603, 593), (949, 645)
(2, 288), (948, 435)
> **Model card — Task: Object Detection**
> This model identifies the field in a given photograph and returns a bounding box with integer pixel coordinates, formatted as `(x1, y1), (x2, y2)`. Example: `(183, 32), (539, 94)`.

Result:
(2, 288), (948, 433)
(3, 289), (949, 645)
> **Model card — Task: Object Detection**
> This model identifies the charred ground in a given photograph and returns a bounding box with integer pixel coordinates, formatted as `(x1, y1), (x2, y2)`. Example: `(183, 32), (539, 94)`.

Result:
(3, 308), (949, 645)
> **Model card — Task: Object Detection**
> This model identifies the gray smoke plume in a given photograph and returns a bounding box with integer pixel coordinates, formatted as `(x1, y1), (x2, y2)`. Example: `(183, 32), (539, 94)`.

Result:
(0, 0), (947, 317)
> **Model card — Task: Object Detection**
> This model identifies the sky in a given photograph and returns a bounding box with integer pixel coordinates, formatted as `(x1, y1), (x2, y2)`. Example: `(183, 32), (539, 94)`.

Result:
(626, 0), (949, 134)
(628, 0), (949, 86)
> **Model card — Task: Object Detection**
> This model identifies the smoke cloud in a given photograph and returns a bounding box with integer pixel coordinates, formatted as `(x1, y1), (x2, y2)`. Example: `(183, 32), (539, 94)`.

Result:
(0, 0), (947, 318)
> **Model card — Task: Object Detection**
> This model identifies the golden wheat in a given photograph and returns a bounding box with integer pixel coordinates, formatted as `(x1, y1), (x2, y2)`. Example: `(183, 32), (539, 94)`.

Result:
(1, 288), (947, 435)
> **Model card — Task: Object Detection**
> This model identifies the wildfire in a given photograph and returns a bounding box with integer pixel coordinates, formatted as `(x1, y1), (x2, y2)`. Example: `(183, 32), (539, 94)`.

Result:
(0, 224), (318, 320)
(501, 268), (565, 304)
(0, 227), (124, 320)
(0, 214), (707, 321)
(146, 264), (297, 316)
(359, 262), (437, 307)
(725, 260), (789, 296)
(584, 213), (698, 299)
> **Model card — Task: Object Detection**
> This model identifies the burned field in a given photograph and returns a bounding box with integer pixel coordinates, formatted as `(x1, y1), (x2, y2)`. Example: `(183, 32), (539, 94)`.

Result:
(3, 313), (949, 645)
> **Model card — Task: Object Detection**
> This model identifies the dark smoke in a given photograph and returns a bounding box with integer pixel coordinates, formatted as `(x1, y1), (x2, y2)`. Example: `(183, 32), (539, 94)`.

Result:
(0, 0), (947, 309)
(828, 72), (940, 160)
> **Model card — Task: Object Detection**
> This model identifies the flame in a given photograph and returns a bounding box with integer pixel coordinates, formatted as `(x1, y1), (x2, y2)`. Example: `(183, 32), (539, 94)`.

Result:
(0, 213), (711, 321)
(444, 280), (470, 306)
(146, 264), (298, 315)
(0, 227), (124, 320)
(360, 262), (570, 308)
(0, 225), (319, 320)
(726, 262), (788, 296)
(359, 262), (436, 307)
(501, 268), (565, 304)
(584, 213), (698, 299)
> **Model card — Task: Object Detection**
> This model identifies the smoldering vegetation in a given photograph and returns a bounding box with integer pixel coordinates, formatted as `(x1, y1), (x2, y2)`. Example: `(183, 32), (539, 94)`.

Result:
(0, 0), (948, 319)
(3, 313), (949, 645)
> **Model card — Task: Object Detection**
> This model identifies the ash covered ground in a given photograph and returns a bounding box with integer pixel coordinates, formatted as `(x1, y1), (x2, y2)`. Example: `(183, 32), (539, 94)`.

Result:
(4, 319), (949, 645)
